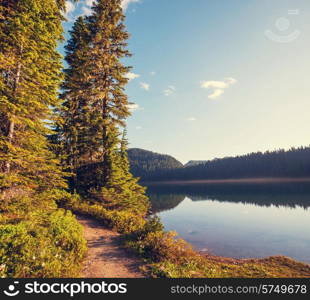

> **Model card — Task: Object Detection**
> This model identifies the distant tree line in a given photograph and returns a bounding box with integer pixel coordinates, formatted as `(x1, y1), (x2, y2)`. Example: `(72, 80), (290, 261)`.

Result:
(132, 147), (310, 181)
(128, 148), (183, 178)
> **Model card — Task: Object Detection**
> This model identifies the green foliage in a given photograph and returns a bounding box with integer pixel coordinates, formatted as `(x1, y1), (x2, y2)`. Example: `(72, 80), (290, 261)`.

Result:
(58, 16), (92, 172)
(94, 129), (149, 214)
(60, 194), (147, 234)
(59, 0), (149, 215)
(0, 1), (87, 279)
(0, 210), (86, 278)
(0, 188), (87, 278)
(137, 216), (164, 239)
(0, 0), (67, 190)
(125, 229), (197, 264)
(60, 0), (132, 173)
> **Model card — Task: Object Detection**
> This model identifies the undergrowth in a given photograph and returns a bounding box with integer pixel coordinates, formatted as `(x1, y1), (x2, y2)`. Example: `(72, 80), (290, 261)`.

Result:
(0, 190), (87, 278)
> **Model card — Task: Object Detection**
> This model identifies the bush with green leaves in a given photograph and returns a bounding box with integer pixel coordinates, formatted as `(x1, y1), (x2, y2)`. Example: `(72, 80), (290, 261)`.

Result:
(0, 209), (86, 278)
(60, 194), (147, 234)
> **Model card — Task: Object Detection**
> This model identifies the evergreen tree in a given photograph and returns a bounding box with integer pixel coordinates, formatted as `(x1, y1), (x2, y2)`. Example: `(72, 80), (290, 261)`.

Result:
(60, 0), (148, 212)
(100, 128), (148, 212)
(0, 0), (69, 196)
(60, 16), (91, 183)
(81, 0), (132, 184)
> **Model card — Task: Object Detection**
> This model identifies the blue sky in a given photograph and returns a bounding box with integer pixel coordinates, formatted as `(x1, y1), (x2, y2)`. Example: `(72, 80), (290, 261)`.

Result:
(61, 0), (310, 163)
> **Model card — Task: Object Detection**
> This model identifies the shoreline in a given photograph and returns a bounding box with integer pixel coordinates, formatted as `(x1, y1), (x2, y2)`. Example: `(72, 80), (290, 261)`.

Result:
(143, 177), (310, 185)
(202, 252), (310, 269)
(199, 249), (310, 267)
(144, 176), (310, 275)
(68, 201), (310, 277)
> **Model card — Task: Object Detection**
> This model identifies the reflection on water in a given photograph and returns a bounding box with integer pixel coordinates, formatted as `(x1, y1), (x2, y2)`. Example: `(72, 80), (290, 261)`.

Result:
(146, 182), (310, 263)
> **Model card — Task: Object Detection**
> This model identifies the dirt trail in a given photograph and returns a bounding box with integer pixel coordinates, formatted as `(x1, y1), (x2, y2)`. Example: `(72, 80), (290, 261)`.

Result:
(76, 215), (145, 278)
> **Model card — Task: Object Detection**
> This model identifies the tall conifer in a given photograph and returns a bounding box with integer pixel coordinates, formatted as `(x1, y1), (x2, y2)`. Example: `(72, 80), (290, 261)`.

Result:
(60, 17), (91, 177)
(60, 0), (148, 212)
(0, 0), (69, 195)
(82, 0), (132, 186)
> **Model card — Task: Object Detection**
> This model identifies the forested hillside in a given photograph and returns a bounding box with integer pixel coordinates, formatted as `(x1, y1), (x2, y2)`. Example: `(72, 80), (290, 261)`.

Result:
(185, 160), (207, 167)
(135, 147), (310, 181)
(128, 148), (183, 178)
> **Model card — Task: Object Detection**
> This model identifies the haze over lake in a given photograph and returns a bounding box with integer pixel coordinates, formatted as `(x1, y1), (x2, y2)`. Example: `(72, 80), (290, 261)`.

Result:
(147, 182), (310, 264)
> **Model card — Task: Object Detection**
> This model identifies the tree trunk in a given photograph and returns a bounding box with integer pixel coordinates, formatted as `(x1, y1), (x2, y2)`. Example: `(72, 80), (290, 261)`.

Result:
(4, 59), (22, 173)
(102, 89), (109, 186)
(4, 120), (15, 173)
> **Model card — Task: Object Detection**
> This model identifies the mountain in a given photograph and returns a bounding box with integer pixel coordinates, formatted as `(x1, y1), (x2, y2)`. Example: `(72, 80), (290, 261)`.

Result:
(130, 146), (310, 181)
(185, 160), (207, 167)
(128, 148), (183, 179)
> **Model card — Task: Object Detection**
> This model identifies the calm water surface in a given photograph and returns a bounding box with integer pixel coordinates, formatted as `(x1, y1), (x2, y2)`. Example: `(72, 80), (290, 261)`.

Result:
(146, 182), (310, 263)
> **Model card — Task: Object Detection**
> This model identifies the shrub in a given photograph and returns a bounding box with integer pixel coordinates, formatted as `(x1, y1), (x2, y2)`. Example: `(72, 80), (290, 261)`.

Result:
(108, 210), (146, 234)
(60, 195), (147, 234)
(127, 230), (196, 263)
(0, 210), (87, 278)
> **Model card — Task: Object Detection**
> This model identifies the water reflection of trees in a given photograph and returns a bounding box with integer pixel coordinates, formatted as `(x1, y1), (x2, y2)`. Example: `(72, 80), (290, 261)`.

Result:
(148, 192), (186, 213)
(146, 183), (310, 212)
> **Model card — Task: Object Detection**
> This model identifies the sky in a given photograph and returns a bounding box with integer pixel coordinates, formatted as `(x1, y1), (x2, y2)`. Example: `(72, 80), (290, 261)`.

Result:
(61, 0), (310, 164)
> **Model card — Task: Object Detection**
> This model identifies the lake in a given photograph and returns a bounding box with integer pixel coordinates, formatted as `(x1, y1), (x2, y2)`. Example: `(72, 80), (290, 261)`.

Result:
(145, 181), (310, 264)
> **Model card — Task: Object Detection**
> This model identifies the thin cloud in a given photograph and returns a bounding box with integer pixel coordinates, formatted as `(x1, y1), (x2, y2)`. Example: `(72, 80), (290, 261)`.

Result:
(140, 82), (150, 91)
(121, 0), (140, 12)
(225, 77), (237, 85)
(81, 6), (92, 16)
(79, 0), (95, 17)
(209, 89), (225, 99)
(163, 85), (176, 96)
(186, 117), (197, 121)
(125, 72), (140, 81)
(85, 0), (95, 6)
(66, 1), (75, 13)
(201, 77), (237, 99)
(128, 103), (143, 112)
(64, 1), (76, 20)
(150, 71), (156, 76)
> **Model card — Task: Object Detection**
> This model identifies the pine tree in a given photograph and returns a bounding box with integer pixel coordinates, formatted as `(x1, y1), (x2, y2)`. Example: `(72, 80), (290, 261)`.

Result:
(60, 0), (148, 212)
(60, 16), (91, 185)
(82, 0), (132, 184)
(99, 128), (148, 213)
(0, 0), (69, 196)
